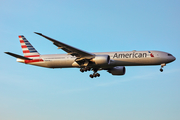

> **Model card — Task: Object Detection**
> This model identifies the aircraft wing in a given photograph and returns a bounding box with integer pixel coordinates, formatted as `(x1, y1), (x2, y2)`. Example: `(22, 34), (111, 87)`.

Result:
(34, 32), (95, 59)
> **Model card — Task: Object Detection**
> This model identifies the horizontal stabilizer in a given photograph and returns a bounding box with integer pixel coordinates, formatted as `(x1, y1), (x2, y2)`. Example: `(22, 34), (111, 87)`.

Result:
(4, 52), (32, 60)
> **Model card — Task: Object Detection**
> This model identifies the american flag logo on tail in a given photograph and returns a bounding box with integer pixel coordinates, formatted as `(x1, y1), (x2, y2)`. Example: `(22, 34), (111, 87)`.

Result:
(19, 35), (43, 63)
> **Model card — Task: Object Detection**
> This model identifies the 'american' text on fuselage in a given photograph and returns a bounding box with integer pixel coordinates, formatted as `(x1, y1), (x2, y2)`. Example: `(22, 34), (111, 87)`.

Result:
(113, 52), (147, 59)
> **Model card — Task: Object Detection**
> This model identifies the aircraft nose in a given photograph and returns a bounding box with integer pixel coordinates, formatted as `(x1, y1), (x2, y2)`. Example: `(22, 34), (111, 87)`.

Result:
(167, 53), (176, 63)
(169, 55), (176, 62)
(172, 56), (176, 61)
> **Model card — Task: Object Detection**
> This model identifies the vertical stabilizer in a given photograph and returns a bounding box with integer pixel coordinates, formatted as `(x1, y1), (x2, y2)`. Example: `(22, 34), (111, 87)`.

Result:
(19, 35), (41, 59)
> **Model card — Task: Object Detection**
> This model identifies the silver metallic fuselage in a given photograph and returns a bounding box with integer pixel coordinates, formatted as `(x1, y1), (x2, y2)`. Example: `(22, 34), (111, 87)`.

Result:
(17, 50), (176, 69)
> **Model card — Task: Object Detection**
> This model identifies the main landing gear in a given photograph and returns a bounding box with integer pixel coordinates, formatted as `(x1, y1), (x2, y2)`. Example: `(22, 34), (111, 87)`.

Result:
(89, 68), (100, 78)
(160, 63), (166, 72)
(80, 67), (100, 78)
(89, 73), (100, 78)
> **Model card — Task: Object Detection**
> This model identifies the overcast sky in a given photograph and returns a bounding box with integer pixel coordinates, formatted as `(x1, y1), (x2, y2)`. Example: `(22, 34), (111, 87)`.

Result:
(0, 0), (180, 120)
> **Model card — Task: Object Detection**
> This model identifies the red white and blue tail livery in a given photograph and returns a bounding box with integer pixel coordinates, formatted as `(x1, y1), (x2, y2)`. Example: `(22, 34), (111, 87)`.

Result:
(5, 32), (176, 78)
(19, 35), (40, 59)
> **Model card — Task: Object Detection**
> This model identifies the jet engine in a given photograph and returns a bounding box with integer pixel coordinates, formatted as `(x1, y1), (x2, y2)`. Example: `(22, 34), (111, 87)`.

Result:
(108, 66), (126, 75)
(91, 55), (110, 65)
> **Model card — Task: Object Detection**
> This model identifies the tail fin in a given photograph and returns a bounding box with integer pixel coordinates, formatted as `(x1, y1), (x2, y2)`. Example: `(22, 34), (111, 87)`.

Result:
(19, 35), (40, 59)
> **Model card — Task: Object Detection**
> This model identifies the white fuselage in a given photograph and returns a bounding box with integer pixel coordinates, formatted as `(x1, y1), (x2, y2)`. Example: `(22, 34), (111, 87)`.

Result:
(17, 50), (176, 69)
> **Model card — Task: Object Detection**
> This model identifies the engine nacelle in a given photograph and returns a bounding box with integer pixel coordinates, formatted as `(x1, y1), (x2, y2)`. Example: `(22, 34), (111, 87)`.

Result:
(108, 66), (126, 75)
(91, 55), (110, 65)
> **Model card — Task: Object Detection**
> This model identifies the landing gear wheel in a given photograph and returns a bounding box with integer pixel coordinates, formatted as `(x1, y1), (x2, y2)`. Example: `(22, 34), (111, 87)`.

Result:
(160, 63), (166, 72)
(89, 68), (100, 78)
(95, 73), (100, 77)
(89, 74), (93, 78)
(97, 73), (100, 77)
(93, 73), (96, 77)
(80, 68), (84, 72)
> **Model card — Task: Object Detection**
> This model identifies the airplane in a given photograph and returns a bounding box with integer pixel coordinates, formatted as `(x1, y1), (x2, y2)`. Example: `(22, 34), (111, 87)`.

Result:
(5, 32), (176, 78)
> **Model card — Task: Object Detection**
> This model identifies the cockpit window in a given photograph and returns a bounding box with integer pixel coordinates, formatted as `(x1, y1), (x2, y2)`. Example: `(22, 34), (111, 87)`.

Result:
(168, 54), (172, 56)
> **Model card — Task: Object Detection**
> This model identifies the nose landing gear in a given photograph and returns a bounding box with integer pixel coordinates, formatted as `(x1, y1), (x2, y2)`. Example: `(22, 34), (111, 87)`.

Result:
(160, 63), (166, 72)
